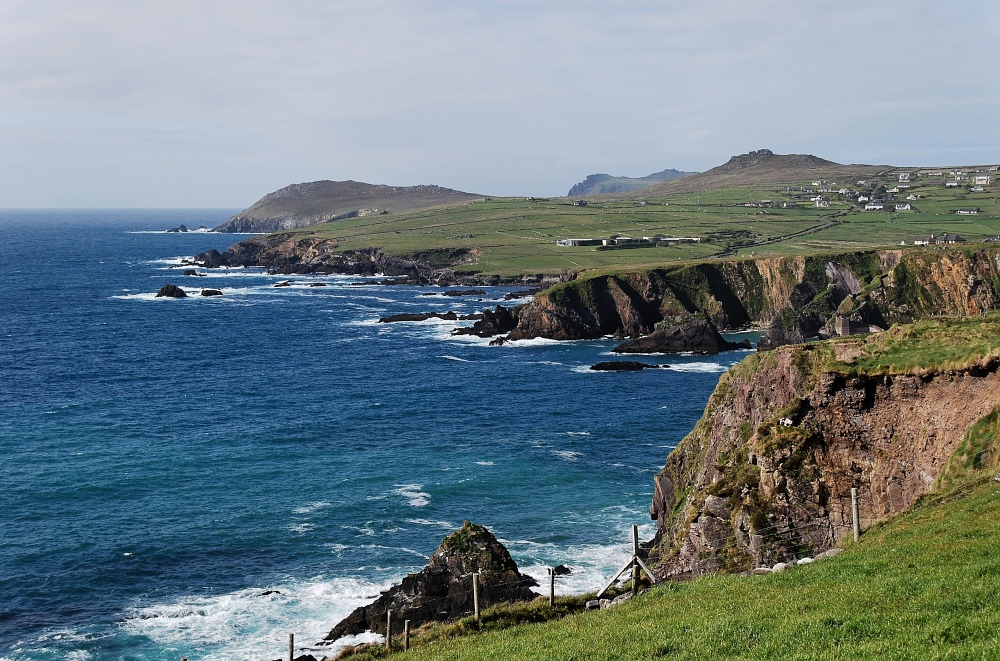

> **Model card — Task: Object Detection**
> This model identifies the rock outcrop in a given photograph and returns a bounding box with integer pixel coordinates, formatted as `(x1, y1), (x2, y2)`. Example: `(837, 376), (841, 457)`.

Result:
(612, 316), (748, 354)
(324, 522), (537, 643)
(590, 361), (666, 371)
(155, 284), (186, 298)
(452, 306), (519, 338)
(648, 319), (1000, 578)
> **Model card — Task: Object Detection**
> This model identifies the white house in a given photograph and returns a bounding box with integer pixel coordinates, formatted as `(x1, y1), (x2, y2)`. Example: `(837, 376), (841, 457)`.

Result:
(816, 199), (831, 208)
(906, 194), (918, 201)
(956, 208), (979, 215)
(858, 196), (870, 203)
(973, 175), (992, 185)
(899, 173), (912, 182)
(896, 203), (911, 211)
(865, 201), (884, 211)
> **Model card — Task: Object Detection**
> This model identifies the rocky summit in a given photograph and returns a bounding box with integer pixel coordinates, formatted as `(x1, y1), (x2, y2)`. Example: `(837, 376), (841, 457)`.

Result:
(324, 522), (538, 643)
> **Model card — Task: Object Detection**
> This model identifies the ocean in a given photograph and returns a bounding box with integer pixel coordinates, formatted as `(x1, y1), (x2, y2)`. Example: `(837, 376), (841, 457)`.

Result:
(0, 210), (753, 660)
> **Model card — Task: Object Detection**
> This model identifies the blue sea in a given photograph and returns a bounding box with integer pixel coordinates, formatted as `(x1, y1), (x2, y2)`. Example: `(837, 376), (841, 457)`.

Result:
(0, 210), (753, 660)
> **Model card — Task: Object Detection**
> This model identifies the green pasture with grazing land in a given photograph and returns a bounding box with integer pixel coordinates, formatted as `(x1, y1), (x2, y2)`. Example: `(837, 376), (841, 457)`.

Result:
(337, 475), (1000, 660)
(276, 174), (1000, 275)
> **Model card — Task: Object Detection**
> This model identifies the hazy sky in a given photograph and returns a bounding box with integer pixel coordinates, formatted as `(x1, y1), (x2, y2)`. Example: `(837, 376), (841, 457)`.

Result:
(2, 0), (999, 207)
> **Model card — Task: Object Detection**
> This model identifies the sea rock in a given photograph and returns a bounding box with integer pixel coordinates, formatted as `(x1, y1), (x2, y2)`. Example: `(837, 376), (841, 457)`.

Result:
(589, 361), (665, 371)
(309, 282), (327, 287)
(505, 288), (541, 300)
(379, 311), (459, 323)
(183, 269), (205, 277)
(442, 289), (487, 297)
(200, 289), (223, 297)
(155, 284), (187, 298)
(324, 522), (537, 643)
(166, 224), (188, 233)
(274, 280), (292, 288)
(613, 316), (743, 354)
(757, 322), (806, 351)
(194, 249), (228, 268)
(452, 306), (519, 337)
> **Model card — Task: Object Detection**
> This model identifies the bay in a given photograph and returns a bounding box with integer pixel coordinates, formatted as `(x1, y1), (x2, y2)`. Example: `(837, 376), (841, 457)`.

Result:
(0, 210), (748, 660)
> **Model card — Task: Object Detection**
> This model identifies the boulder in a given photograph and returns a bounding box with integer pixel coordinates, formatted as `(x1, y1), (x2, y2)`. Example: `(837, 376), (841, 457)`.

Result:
(155, 284), (186, 298)
(324, 522), (537, 643)
(200, 289), (223, 297)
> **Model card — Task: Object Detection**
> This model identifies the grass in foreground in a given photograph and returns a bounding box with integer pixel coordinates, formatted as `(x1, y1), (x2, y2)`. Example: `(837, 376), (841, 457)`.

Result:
(343, 476), (1000, 660)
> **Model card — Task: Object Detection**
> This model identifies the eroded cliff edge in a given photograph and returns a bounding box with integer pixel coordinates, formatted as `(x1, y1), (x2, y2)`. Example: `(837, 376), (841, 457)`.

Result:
(505, 248), (1000, 342)
(648, 317), (1000, 578)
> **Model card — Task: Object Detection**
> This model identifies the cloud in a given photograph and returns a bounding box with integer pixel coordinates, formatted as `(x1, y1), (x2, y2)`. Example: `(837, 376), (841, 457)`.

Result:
(1, 0), (998, 206)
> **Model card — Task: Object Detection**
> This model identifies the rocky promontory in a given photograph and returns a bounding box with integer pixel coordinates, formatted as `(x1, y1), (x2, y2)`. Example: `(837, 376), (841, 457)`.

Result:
(612, 315), (749, 354)
(648, 317), (1000, 578)
(324, 522), (537, 643)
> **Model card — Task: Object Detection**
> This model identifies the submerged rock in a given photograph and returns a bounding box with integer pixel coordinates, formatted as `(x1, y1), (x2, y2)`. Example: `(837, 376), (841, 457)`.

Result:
(155, 284), (186, 298)
(324, 522), (537, 643)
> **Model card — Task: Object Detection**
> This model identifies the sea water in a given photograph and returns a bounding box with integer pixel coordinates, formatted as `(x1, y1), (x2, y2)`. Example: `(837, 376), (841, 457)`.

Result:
(0, 210), (752, 660)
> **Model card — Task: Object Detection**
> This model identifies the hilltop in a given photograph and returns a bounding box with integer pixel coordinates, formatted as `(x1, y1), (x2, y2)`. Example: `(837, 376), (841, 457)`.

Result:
(632, 149), (888, 197)
(567, 168), (696, 196)
(213, 180), (482, 233)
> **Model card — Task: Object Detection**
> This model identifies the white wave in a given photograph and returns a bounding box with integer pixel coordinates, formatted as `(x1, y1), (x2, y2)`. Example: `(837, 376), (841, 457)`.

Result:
(533, 360), (564, 366)
(289, 523), (315, 533)
(565, 431), (591, 436)
(474, 460), (495, 466)
(669, 362), (732, 373)
(552, 450), (582, 462)
(502, 337), (570, 347)
(439, 355), (471, 362)
(293, 501), (332, 515)
(392, 484), (430, 507)
(406, 518), (456, 530)
(120, 576), (391, 661)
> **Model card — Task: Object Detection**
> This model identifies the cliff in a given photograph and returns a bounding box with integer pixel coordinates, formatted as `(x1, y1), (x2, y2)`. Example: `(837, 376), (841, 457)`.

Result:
(503, 247), (1000, 344)
(648, 316), (1000, 577)
(213, 180), (482, 233)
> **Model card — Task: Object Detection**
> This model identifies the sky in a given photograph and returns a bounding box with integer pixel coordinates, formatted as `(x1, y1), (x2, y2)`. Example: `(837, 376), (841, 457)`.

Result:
(1, 0), (999, 207)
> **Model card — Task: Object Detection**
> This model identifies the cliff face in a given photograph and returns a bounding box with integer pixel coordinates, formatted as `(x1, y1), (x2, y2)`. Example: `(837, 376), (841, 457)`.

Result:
(649, 319), (1000, 577)
(506, 248), (1000, 342)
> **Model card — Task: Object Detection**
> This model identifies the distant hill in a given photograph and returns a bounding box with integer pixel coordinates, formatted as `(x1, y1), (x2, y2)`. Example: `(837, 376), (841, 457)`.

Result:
(214, 180), (483, 233)
(631, 149), (887, 197)
(567, 168), (696, 197)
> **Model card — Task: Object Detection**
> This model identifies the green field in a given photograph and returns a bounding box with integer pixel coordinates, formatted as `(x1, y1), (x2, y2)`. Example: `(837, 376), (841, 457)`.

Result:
(337, 475), (1000, 660)
(278, 176), (1000, 275)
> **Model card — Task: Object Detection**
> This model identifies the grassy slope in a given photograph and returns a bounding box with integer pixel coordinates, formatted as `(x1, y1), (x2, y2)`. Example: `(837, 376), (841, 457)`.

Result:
(374, 477), (1000, 660)
(276, 177), (1000, 275)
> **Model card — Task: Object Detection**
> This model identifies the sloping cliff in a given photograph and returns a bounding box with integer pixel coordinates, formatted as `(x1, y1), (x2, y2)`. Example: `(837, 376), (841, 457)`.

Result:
(505, 248), (1000, 343)
(648, 317), (1000, 577)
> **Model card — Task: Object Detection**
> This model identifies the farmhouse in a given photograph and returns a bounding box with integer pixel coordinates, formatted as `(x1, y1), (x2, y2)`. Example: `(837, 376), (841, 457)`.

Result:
(973, 175), (992, 185)
(917, 233), (967, 245)
(556, 238), (601, 247)
(865, 201), (884, 211)
(956, 208), (980, 215)
(946, 181), (960, 187)
(895, 203), (911, 211)
(815, 198), (831, 208)
(571, 200), (588, 207)
(899, 173), (912, 183)
(858, 195), (869, 203)
(782, 201), (799, 209)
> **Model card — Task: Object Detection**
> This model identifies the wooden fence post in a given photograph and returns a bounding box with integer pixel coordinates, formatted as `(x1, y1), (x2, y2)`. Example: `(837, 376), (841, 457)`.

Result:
(851, 487), (861, 541)
(386, 610), (393, 649)
(473, 572), (481, 622)
(548, 567), (555, 607)
(631, 524), (640, 595)
(288, 633), (294, 661)
(404, 619), (411, 651)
